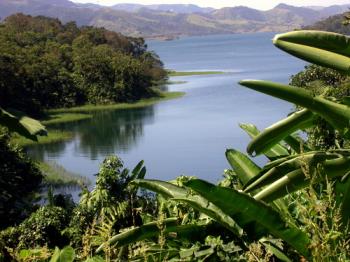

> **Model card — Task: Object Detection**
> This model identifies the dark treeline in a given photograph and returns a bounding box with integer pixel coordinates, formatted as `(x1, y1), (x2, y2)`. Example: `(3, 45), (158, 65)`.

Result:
(0, 14), (166, 116)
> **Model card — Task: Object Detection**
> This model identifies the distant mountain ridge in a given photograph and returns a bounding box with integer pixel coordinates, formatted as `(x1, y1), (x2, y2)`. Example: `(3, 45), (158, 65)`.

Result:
(0, 0), (349, 38)
(111, 3), (214, 14)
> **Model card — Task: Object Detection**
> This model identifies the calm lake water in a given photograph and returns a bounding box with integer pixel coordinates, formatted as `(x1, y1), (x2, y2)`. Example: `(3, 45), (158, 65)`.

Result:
(28, 33), (305, 184)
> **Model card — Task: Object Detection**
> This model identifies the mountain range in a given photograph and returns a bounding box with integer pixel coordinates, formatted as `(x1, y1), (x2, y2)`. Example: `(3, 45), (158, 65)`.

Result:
(0, 0), (349, 38)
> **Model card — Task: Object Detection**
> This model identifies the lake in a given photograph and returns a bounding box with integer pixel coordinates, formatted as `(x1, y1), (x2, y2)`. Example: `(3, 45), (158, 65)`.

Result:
(28, 32), (305, 185)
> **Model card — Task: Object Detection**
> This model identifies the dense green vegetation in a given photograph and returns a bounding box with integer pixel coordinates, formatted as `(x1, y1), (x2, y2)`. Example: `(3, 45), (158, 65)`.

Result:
(0, 14), (166, 117)
(0, 129), (43, 229)
(1, 29), (350, 261)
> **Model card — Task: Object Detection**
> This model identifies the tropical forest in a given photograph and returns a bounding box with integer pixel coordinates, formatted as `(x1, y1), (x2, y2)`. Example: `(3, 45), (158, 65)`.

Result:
(1, 1), (350, 261)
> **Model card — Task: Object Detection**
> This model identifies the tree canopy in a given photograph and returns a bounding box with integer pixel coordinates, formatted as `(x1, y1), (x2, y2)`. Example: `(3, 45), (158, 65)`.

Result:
(0, 14), (166, 116)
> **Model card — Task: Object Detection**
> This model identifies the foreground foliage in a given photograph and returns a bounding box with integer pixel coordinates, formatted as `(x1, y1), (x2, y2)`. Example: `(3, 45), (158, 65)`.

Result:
(0, 129), (43, 229)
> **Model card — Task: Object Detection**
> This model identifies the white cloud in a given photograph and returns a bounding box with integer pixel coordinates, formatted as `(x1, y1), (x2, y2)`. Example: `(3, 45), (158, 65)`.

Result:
(71, 0), (350, 10)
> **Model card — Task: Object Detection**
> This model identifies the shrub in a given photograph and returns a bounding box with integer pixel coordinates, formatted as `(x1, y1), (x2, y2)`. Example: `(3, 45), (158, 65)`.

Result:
(0, 129), (43, 229)
(1, 206), (69, 250)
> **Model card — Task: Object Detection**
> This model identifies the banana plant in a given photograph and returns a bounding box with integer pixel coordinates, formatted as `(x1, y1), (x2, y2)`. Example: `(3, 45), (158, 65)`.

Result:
(99, 30), (350, 260)
(0, 107), (47, 141)
(98, 178), (305, 259)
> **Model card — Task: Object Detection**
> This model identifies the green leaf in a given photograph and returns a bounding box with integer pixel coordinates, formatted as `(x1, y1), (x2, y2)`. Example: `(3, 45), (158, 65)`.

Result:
(130, 160), (145, 180)
(239, 123), (289, 159)
(260, 238), (292, 262)
(84, 256), (105, 262)
(50, 246), (75, 262)
(96, 218), (209, 253)
(225, 149), (261, 186)
(254, 155), (350, 202)
(244, 152), (339, 193)
(283, 134), (310, 154)
(245, 109), (315, 156)
(0, 108), (47, 141)
(239, 80), (350, 137)
(273, 30), (350, 74)
(184, 179), (311, 258)
(133, 179), (243, 236)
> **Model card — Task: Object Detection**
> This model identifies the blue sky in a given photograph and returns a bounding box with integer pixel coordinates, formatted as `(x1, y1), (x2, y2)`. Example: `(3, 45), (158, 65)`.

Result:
(71, 0), (350, 10)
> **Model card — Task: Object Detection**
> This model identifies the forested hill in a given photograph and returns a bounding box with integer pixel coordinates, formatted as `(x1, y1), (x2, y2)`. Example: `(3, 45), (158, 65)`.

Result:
(304, 12), (350, 34)
(0, 14), (166, 116)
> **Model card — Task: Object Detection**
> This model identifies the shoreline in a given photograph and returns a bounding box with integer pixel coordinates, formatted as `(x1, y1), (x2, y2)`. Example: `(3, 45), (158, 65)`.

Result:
(167, 70), (225, 77)
(13, 91), (185, 147)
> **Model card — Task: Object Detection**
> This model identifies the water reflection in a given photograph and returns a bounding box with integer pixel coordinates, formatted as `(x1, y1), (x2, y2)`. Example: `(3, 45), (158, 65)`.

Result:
(28, 106), (156, 160)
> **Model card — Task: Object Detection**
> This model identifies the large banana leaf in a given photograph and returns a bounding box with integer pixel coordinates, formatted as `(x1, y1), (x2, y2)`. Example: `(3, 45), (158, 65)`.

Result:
(132, 179), (244, 236)
(239, 80), (350, 136)
(184, 179), (311, 258)
(244, 152), (340, 193)
(130, 160), (146, 180)
(245, 109), (315, 156)
(239, 123), (289, 158)
(0, 108), (47, 141)
(254, 156), (350, 202)
(273, 30), (350, 74)
(225, 149), (261, 186)
(96, 220), (213, 253)
(96, 218), (209, 253)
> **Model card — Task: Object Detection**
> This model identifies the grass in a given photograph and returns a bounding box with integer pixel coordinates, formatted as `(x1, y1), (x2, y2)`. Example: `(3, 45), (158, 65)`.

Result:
(42, 113), (93, 126)
(49, 91), (185, 114)
(38, 161), (91, 188)
(167, 70), (225, 77)
(12, 129), (73, 147)
(165, 80), (187, 85)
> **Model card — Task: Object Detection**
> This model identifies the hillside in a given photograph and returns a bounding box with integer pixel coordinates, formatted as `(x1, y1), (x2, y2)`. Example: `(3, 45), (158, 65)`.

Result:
(304, 12), (350, 34)
(0, 0), (350, 38)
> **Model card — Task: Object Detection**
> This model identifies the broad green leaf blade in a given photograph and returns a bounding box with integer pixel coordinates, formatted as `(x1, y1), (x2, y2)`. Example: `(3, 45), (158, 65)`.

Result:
(137, 166), (146, 179)
(239, 123), (289, 159)
(239, 80), (350, 136)
(225, 149), (261, 186)
(50, 246), (75, 262)
(283, 134), (310, 154)
(133, 179), (244, 236)
(273, 30), (350, 74)
(260, 239), (292, 262)
(130, 160), (145, 180)
(254, 156), (350, 202)
(0, 108), (47, 141)
(246, 109), (315, 156)
(342, 96), (350, 106)
(96, 219), (208, 253)
(185, 179), (311, 258)
(96, 218), (177, 252)
(244, 152), (339, 193)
